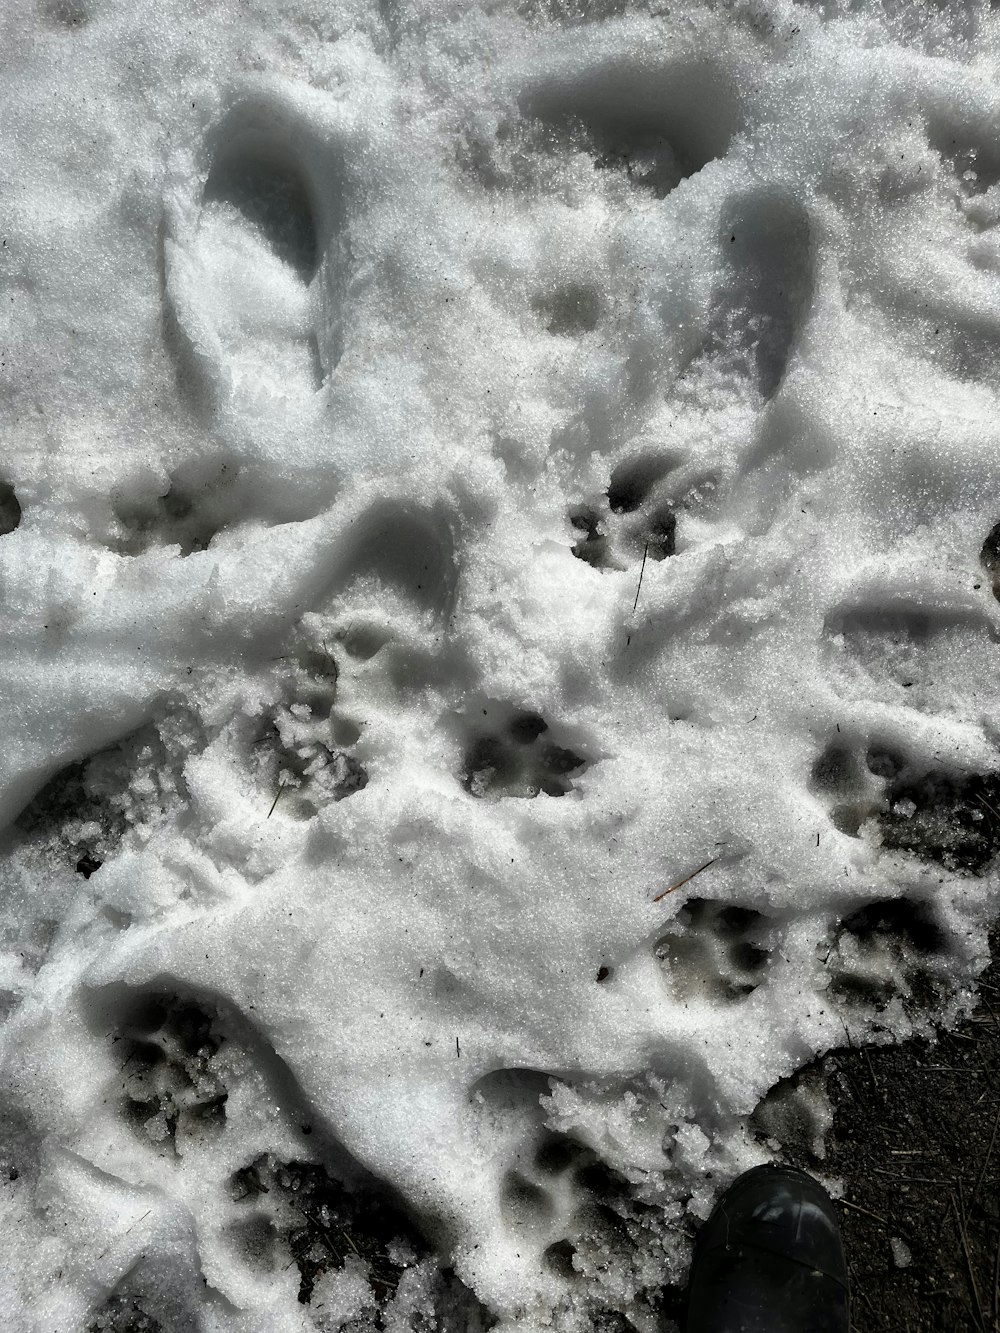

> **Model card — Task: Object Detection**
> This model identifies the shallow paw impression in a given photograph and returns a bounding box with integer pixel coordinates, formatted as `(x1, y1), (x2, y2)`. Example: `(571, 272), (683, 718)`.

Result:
(114, 994), (228, 1150)
(511, 57), (739, 200)
(460, 704), (588, 798)
(688, 191), (812, 401)
(570, 450), (680, 572)
(109, 462), (238, 557)
(655, 898), (772, 1004)
(14, 714), (198, 887)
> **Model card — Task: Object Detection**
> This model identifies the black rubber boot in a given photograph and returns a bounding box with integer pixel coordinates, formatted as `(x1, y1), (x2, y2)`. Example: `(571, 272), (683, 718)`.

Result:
(685, 1164), (849, 1333)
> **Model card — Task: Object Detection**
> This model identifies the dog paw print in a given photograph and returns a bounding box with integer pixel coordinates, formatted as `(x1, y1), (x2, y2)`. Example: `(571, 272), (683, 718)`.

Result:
(810, 732), (1000, 874)
(472, 1068), (628, 1285)
(460, 705), (588, 799)
(87, 1295), (162, 1333)
(501, 1138), (603, 1283)
(808, 739), (886, 839)
(15, 715), (198, 891)
(876, 765), (1000, 877)
(981, 520), (1000, 600)
(654, 899), (772, 1004)
(256, 637), (368, 819)
(822, 897), (945, 1009)
(569, 450), (679, 572)
(227, 1154), (420, 1306)
(109, 461), (238, 557)
(115, 995), (228, 1150)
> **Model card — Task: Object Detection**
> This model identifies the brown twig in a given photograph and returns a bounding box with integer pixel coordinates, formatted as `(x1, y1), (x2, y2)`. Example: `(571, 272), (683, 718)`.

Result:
(839, 1198), (890, 1227)
(626, 542), (650, 648)
(97, 1210), (151, 1261)
(652, 858), (717, 903)
(267, 779), (286, 819)
(973, 1101), (1000, 1205)
(953, 1186), (986, 1332)
(632, 542), (649, 614)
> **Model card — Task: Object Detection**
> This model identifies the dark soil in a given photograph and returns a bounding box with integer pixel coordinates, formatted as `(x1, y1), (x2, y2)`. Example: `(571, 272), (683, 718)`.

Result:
(817, 940), (1000, 1333)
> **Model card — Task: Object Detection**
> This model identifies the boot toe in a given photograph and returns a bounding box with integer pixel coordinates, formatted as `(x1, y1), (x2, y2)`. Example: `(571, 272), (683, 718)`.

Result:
(695, 1164), (848, 1283)
(686, 1164), (850, 1333)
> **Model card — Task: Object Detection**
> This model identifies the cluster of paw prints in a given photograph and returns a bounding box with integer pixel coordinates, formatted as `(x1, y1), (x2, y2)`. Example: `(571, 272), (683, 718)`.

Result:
(804, 731), (1000, 1008)
(654, 713), (1000, 1019)
(94, 989), (489, 1332)
(652, 883), (950, 1021)
(810, 733), (1000, 878)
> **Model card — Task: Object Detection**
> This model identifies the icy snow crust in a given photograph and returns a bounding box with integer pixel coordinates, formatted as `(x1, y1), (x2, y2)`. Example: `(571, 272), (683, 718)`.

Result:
(4, 0), (1000, 1328)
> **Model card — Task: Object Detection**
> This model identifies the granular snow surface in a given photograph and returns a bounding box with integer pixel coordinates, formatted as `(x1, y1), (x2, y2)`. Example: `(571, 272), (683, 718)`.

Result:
(3, 0), (1000, 1329)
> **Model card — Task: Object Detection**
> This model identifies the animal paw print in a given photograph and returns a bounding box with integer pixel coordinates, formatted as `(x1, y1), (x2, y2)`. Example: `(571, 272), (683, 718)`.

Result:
(808, 739), (886, 839)
(981, 520), (1000, 600)
(812, 729), (1000, 873)
(876, 764), (1000, 877)
(257, 635), (368, 819)
(461, 704), (588, 798)
(88, 1294), (162, 1333)
(500, 1136), (596, 1280)
(116, 995), (228, 1150)
(822, 897), (945, 1008)
(654, 899), (772, 1004)
(109, 460), (237, 557)
(472, 1068), (618, 1284)
(225, 1153), (487, 1326)
(227, 1154), (418, 1305)
(569, 450), (679, 572)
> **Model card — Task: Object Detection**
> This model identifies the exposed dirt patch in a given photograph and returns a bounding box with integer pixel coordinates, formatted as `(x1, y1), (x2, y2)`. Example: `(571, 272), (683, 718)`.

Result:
(781, 938), (1000, 1333)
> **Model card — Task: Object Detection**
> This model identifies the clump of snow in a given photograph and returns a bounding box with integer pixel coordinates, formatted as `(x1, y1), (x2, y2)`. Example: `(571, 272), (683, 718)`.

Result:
(890, 1236), (913, 1269)
(2, 0), (1000, 1329)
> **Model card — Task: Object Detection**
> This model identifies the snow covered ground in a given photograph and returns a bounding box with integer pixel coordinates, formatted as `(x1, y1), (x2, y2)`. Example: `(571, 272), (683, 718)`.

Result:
(3, 0), (1000, 1328)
